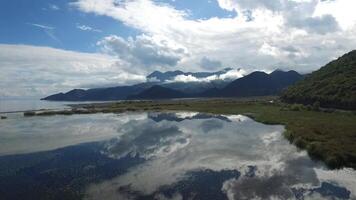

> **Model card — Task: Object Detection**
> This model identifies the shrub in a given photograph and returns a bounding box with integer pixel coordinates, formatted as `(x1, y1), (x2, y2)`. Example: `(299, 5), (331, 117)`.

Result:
(24, 111), (36, 117)
(294, 137), (307, 149)
(290, 104), (304, 111)
(312, 101), (320, 111)
(325, 154), (345, 169)
(283, 130), (294, 142)
(306, 142), (324, 159)
(306, 105), (312, 111)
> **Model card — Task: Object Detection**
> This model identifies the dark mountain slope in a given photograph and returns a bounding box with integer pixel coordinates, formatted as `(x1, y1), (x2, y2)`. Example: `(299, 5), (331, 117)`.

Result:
(127, 85), (188, 100)
(42, 68), (236, 101)
(202, 70), (303, 97)
(42, 83), (155, 101)
(41, 80), (230, 101)
(281, 50), (356, 110)
(162, 80), (230, 94)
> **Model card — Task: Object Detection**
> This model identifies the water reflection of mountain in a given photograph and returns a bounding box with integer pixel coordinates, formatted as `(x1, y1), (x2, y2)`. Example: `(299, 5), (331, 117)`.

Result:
(148, 112), (232, 122)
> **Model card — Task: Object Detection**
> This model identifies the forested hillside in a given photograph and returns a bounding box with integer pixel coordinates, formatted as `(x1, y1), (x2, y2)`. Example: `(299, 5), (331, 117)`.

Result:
(282, 50), (356, 110)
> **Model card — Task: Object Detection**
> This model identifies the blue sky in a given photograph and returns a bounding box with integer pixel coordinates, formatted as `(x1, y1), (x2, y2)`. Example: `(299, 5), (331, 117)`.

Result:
(0, 0), (139, 52)
(1, 0), (356, 98)
(0, 0), (235, 52)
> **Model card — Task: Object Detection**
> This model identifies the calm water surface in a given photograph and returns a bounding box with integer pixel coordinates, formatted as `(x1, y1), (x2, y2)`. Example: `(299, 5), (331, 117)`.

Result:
(0, 112), (355, 200)
(0, 99), (70, 113)
(0, 99), (118, 113)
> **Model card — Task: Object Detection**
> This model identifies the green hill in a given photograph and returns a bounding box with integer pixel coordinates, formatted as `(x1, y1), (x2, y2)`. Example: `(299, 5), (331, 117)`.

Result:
(281, 50), (356, 110)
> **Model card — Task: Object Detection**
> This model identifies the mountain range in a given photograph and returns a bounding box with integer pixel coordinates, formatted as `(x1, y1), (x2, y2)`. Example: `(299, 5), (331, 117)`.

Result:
(42, 68), (235, 101)
(43, 69), (303, 101)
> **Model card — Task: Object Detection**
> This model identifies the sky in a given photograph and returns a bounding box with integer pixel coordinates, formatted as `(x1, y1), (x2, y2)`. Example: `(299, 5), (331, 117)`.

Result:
(1, 0), (356, 98)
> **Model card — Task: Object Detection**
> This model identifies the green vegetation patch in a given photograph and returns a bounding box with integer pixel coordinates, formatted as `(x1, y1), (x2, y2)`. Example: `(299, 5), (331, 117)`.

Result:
(282, 50), (356, 110)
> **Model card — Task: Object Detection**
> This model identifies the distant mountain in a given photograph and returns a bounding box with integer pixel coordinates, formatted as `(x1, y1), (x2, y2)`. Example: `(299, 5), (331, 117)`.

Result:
(42, 80), (230, 101)
(42, 68), (302, 101)
(162, 80), (229, 94)
(127, 85), (189, 100)
(42, 68), (236, 101)
(147, 68), (237, 82)
(281, 50), (356, 110)
(127, 70), (302, 100)
(42, 83), (155, 101)
(201, 70), (303, 97)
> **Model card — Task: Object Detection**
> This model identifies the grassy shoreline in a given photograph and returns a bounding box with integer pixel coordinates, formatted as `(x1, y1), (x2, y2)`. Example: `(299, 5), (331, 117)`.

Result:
(24, 97), (356, 169)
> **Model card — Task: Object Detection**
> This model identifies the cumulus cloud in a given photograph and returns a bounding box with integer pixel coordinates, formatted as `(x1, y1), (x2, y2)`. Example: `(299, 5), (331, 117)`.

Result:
(314, 0), (356, 30)
(217, 0), (342, 35)
(287, 13), (340, 35)
(72, 0), (356, 74)
(200, 57), (222, 70)
(97, 34), (188, 69)
(3, 0), (356, 97)
(0, 44), (145, 97)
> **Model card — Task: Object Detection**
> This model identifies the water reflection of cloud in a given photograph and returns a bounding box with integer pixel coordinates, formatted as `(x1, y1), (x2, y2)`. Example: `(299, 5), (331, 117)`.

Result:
(0, 113), (147, 155)
(315, 168), (356, 199)
(86, 114), (299, 197)
(3, 112), (356, 199)
(222, 157), (321, 200)
(85, 112), (356, 200)
(104, 119), (188, 159)
(200, 119), (224, 133)
(174, 111), (199, 119)
(224, 114), (250, 123)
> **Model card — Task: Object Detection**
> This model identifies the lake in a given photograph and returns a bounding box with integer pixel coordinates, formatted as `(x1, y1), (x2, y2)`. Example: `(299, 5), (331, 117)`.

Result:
(0, 112), (355, 200)
(0, 99), (119, 113)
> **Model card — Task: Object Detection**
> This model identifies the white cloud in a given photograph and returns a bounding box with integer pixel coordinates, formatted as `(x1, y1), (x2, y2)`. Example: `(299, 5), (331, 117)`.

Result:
(97, 34), (188, 69)
(3, 0), (356, 97)
(72, 0), (356, 74)
(76, 24), (102, 32)
(172, 74), (200, 82)
(200, 57), (222, 70)
(219, 68), (246, 79)
(314, 0), (356, 30)
(217, 0), (342, 35)
(0, 44), (145, 98)
(170, 68), (246, 83)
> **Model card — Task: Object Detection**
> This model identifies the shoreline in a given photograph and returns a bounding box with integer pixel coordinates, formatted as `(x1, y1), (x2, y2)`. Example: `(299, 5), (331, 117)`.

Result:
(21, 97), (356, 170)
